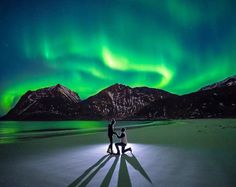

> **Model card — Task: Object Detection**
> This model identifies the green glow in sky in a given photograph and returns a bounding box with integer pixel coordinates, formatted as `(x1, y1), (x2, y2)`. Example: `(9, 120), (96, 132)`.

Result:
(0, 0), (236, 115)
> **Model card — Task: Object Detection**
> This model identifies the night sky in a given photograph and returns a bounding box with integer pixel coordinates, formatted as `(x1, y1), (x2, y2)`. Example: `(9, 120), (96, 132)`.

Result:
(0, 0), (236, 116)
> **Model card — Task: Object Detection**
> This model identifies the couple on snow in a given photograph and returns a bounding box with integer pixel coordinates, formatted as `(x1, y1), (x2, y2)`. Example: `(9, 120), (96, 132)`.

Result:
(107, 119), (132, 155)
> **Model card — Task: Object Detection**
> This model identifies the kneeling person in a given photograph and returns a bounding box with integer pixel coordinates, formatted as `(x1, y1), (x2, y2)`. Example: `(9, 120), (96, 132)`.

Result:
(115, 128), (132, 155)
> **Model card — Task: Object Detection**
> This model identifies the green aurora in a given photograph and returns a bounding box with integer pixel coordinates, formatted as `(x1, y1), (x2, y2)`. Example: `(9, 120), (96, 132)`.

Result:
(0, 0), (236, 115)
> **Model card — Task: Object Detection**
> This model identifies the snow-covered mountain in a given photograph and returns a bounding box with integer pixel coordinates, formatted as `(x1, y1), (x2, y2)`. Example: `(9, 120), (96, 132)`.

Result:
(1, 75), (236, 120)
(2, 84), (81, 120)
(200, 75), (236, 91)
(76, 83), (177, 120)
(132, 76), (236, 119)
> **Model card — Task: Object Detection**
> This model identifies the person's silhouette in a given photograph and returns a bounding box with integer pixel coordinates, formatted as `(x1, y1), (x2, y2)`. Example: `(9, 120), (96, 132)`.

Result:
(115, 128), (132, 155)
(107, 119), (117, 154)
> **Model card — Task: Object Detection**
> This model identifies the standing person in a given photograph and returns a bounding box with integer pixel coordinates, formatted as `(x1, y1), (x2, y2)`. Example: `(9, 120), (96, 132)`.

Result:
(115, 128), (132, 155)
(107, 119), (117, 154)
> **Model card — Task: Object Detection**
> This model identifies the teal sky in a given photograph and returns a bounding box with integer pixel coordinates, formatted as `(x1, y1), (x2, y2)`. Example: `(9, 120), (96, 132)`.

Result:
(0, 0), (236, 116)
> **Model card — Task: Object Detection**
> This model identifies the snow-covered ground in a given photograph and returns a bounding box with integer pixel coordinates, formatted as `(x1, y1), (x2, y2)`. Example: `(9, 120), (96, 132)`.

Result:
(0, 119), (236, 187)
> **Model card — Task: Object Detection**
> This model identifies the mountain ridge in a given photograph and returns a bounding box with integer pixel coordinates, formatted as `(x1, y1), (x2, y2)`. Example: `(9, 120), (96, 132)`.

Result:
(75, 83), (176, 120)
(1, 84), (81, 120)
(1, 75), (236, 120)
(200, 75), (236, 91)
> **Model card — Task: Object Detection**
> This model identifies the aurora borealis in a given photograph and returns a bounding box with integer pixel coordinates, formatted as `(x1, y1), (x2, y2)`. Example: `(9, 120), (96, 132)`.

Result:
(0, 0), (236, 116)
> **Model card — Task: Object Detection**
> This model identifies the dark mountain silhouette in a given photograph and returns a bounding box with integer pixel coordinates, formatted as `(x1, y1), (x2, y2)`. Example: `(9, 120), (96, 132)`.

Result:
(131, 77), (236, 119)
(76, 83), (176, 120)
(1, 84), (81, 120)
(1, 75), (236, 120)
(200, 75), (236, 91)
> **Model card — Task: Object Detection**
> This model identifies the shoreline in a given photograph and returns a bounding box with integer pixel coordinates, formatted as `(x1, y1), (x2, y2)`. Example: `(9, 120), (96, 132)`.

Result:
(1, 118), (236, 144)
(0, 121), (159, 143)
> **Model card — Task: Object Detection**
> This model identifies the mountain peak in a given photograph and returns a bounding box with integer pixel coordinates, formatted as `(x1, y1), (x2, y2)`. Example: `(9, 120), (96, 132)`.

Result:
(200, 75), (236, 91)
(55, 83), (62, 88)
(110, 83), (129, 89)
(101, 83), (131, 93)
(49, 84), (81, 103)
(50, 84), (67, 91)
(2, 84), (81, 120)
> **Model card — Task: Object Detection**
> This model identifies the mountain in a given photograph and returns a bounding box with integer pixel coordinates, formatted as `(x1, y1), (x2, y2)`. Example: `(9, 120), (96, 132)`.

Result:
(1, 84), (81, 120)
(1, 75), (236, 121)
(200, 75), (236, 91)
(76, 83), (177, 120)
(131, 79), (236, 119)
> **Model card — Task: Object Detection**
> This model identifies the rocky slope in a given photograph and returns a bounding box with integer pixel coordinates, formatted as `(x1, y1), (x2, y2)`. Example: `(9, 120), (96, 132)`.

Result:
(200, 75), (236, 91)
(1, 84), (81, 120)
(1, 75), (236, 120)
(132, 82), (236, 120)
(76, 83), (177, 120)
